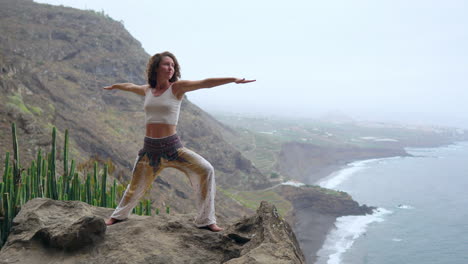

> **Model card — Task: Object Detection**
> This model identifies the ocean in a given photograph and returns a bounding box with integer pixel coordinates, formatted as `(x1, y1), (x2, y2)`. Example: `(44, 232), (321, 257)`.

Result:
(314, 142), (468, 264)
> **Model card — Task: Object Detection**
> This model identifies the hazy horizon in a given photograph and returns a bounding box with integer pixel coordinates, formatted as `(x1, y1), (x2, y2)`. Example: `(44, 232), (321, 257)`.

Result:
(34, 0), (468, 129)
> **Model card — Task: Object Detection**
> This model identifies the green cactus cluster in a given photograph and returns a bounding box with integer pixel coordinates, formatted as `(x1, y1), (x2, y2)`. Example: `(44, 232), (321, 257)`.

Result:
(0, 123), (160, 248)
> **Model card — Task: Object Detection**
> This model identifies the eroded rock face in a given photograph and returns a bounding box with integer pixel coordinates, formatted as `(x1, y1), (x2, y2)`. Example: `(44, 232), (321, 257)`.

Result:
(225, 202), (305, 264)
(0, 198), (305, 264)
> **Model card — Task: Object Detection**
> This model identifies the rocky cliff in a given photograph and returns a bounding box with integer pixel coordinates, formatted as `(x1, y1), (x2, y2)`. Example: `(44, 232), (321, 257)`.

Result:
(0, 198), (305, 264)
(273, 185), (373, 263)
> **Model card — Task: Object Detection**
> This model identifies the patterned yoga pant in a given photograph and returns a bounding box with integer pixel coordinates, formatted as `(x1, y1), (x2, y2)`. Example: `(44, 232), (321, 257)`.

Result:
(110, 134), (216, 227)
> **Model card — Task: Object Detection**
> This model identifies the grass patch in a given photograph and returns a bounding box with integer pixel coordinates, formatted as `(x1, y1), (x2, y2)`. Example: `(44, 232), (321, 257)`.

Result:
(29, 105), (43, 115)
(305, 184), (350, 198)
(48, 103), (56, 111)
(219, 187), (292, 217)
(7, 94), (32, 115)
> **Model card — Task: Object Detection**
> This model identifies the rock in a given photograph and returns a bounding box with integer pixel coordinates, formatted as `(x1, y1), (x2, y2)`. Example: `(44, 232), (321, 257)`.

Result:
(35, 216), (106, 250)
(0, 198), (305, 264)
(3, 199), (106, 251)
(225, 201), (305, 264)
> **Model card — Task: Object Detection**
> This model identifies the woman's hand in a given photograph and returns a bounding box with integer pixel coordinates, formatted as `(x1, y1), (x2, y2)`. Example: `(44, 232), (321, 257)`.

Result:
(103, 85), (115, 90)
(234, 78), (256, 84)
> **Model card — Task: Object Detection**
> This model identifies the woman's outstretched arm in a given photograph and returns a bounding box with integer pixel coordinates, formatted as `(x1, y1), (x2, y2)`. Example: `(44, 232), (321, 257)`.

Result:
(173, 78), (255, 97)
(103, 83), (147, 96)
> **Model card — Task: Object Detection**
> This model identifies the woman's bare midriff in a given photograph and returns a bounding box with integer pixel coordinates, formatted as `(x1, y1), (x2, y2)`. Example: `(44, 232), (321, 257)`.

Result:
(146, 123), (177, 138)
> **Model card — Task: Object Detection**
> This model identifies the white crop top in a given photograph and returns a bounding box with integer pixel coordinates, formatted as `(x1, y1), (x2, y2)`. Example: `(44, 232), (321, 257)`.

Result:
(143, 85), (182, 125)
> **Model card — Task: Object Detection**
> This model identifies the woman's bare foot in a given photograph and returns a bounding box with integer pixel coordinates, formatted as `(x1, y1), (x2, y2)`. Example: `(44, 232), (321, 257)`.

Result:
(206, 223), (223, 232)
(105, 218), (122, 226)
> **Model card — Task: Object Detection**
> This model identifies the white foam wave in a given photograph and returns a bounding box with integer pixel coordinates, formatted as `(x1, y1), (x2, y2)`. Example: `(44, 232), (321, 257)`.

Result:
(396, 204), (414, 209)
(392, 238), (403, 242)
(317, 208), (392, 264)
(317, 166), (365, 189)
(317, 158), (397, 189)
(280, 180), (305, 187)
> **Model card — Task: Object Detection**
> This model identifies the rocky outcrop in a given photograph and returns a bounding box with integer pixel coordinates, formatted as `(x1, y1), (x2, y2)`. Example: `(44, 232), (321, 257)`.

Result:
(0, 198), (305, 264)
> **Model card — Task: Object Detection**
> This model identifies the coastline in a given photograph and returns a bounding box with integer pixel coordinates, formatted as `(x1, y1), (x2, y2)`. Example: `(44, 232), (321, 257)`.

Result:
(277, 142), (411, 185)
(289, 156), (401, 264)
(312, 157), (397, 264)
(307, 141), (468, 264)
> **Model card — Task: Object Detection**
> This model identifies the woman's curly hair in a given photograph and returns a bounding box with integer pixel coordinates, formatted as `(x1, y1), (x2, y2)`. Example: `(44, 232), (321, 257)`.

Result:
(146, 51), (181, 88)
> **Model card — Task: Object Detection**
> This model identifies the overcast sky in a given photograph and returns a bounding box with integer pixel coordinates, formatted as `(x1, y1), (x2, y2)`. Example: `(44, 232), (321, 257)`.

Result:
(35, 0), (468, 128)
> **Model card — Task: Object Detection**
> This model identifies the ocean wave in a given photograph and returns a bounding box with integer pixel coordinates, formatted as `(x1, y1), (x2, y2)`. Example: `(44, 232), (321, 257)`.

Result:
(405, 141), (468, 157)
(317, 157), (401, 189)
(280, 180), (305, 187)
(396, 204), (414, 209)
(316, 208), (392, 264)
(317, 166), (367, 189)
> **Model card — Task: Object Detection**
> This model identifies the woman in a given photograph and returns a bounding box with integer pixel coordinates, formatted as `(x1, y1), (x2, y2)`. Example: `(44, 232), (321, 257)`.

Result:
(103, 51), (255, 232)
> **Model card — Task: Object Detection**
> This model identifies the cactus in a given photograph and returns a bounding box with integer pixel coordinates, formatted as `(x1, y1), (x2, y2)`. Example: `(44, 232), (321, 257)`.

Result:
(166, 205), (170, 214)
(25, 168), (31, 201)
(74, 173), (81, 201)
(50, 127), (58, 200)
(0, 183), (4, 234)
(66, 160), (75, 199)
(117, 184), (125, 200)
(145, 200), (151, 216)
(155, 208), (160, 215)
(69, 172), (75, 200)
(85, 173), (92, 204)
(2, 152), (9, 186)
(0, 182), (4, 203)
(11, 124), (20, 189)
(41, 158), (47, 198)
(70, 172), (81, 201)
(36, 150), (42, 197)
(111, 179), (117, 208)
(63, 129), (69, 180)
(137, 201), (143, 215)
(14, 181), (22, 214)
(80, 185), (86, 203)
(6, 167), (13, 201)
(45, 153), (51, 198)
(93, 162), (98, 202)
(2, 193), (12, 243)
(1, 194), (6, 244)
(30, 161), (36, 199)
(100, 164), (107, 207)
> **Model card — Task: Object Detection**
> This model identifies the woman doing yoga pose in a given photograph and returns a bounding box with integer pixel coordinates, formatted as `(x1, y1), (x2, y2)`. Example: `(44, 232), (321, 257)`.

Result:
(103, 51), (255, 232)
